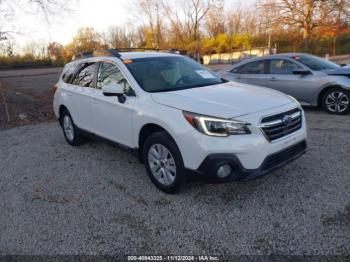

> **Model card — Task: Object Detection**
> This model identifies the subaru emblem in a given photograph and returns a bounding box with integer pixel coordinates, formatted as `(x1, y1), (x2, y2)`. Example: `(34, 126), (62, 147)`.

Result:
(282, 115), (293, 125)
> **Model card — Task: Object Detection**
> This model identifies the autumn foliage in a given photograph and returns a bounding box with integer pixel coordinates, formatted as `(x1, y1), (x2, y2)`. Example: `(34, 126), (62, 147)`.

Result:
(1, 0), (350, 67)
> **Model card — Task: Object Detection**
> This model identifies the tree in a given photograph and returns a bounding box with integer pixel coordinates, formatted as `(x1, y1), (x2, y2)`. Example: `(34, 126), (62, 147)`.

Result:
(136, 0), (164, 49)
(0, 0), (72, 30)
(48, 42), (63, 61)
(205, 1), (226, 37)
(108, 26), (128, 48)
(0, 0), (73, 52)
(226, 8), (242, 35)
(0, 37), (15, 56)
(182, 0), (222, 60)
(319, 0), (350, 55)
(214, 33), (229, 53)
(71, 27), (104, 53)
(260, 0), (350, 50)
(60, 27), (104, 61)
(163, 2), (190, 48)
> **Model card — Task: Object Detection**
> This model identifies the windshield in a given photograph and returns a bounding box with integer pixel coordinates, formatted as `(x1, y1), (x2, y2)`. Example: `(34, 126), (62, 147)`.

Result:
(292, 54), (340, 71)
(125, 56), (224, 92)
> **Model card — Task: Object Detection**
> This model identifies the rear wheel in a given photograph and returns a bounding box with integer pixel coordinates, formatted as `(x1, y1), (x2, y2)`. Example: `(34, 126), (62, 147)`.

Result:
(142, 131), (185, 193)
(322, 87), (350, 115)
(60, 109), (86, 146)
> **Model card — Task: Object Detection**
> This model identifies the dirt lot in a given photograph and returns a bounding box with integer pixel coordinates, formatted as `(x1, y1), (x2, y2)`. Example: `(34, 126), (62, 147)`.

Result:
(0, 68), (62, 129)
(0, 67), (349, 256)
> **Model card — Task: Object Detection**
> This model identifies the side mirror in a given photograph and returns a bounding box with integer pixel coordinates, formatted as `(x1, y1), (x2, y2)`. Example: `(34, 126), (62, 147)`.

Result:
(292, 68), (311, 75)
(102, 82), (126, 103)
(102, 82), (124, 96)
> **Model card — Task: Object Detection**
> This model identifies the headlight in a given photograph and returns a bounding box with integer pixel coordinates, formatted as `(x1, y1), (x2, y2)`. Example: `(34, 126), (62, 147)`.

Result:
(183, 111), (251, 137)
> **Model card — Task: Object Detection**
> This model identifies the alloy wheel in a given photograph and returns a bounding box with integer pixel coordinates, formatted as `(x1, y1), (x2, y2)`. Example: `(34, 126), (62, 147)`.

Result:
(148, 144), (176, 186)
(325, 91), (349, 113)
(63, 115), (74, 141)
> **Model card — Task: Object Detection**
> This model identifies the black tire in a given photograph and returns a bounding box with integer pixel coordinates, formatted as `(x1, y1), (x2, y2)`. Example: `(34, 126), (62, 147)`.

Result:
(60, 109), (86, 146)
(322, 87), (350, 115)
(142, 131), (185, 193)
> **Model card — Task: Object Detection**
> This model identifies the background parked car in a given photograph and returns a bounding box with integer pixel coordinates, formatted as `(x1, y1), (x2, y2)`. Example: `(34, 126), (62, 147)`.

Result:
(218, 53), (350, 115)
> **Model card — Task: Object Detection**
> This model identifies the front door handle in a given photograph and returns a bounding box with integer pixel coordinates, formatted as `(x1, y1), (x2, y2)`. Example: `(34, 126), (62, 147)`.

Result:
(269, 77), (277, 81)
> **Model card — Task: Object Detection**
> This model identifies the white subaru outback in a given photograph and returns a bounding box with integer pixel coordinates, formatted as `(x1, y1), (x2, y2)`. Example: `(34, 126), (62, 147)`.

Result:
(53, 50), (307, 193)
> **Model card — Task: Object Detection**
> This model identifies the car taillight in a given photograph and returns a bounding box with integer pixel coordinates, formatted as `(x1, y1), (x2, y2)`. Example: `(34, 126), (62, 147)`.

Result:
(52, 84), (58, 94)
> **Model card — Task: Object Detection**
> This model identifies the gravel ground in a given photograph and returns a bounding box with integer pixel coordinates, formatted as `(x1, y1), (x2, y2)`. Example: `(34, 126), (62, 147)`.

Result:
(0, 109), (349, 256)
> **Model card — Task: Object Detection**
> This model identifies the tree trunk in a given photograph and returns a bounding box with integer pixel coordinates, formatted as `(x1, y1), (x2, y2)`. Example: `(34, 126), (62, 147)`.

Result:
(302, 27), (310, 51)
(196, 23), (200, 62)
(333, 36), (337, 56)
(302, 0), (314, 52)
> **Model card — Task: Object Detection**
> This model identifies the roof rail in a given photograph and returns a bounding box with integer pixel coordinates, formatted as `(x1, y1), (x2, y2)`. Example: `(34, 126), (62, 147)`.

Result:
(72, 51), (93, 61)
(112, 48), (186, 55)
(72, 48), (187, 61)
(72, 49), (120, 61)
(93, 49), (121, 58)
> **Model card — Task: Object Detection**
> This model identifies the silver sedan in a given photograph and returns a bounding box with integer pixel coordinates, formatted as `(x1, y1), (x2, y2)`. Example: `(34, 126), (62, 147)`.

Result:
(218, 53), (350, 115)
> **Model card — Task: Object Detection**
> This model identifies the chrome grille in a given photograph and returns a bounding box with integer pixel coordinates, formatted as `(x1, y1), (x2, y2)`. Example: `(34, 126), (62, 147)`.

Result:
(260, 108), (302, 142)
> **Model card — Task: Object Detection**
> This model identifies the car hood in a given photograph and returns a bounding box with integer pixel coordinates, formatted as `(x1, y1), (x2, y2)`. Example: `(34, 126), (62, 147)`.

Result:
(151, 81), (294, 118)
(324, 68), (350, 76)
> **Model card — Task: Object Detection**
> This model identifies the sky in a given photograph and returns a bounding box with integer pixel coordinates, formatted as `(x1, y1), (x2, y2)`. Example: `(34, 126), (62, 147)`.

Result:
(13, 0), (132, 51)
(10, 0), (249, 52)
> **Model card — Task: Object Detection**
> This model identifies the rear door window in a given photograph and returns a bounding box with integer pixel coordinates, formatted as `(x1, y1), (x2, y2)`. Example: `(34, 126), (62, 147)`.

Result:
(239, 61), (265, 74)
(72, 63), (98, 88)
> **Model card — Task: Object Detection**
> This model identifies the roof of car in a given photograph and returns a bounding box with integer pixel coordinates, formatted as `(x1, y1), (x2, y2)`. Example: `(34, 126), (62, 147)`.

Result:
(119, 51), (179, 59)
(65, 51), (182, 69)
(246, 53), (310, 61)
(67, 51), (181, 67)
(262, 53), (309, 58)
(229, 53), (311, 68)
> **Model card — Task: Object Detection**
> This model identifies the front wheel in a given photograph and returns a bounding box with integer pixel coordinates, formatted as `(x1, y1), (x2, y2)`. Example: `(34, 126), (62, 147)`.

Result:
(142, 131), (185, 193)
(322, 88), (350, 115)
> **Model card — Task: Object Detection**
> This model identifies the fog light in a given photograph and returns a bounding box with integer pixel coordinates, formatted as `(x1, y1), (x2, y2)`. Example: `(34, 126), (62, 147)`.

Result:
(217, 164), (232, 178)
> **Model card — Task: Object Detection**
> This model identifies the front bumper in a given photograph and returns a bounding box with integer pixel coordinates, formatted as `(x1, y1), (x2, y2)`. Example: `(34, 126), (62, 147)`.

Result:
(196, 140), (307, 181)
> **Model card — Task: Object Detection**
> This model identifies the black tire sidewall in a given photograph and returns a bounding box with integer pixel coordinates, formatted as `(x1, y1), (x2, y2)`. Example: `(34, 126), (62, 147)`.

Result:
(142, 131), (185, 193)
(322, 88), (350, 115)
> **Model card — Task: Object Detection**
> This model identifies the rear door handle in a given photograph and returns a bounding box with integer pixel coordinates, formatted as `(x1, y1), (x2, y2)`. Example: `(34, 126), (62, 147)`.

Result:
(269, 77), (277, 81)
